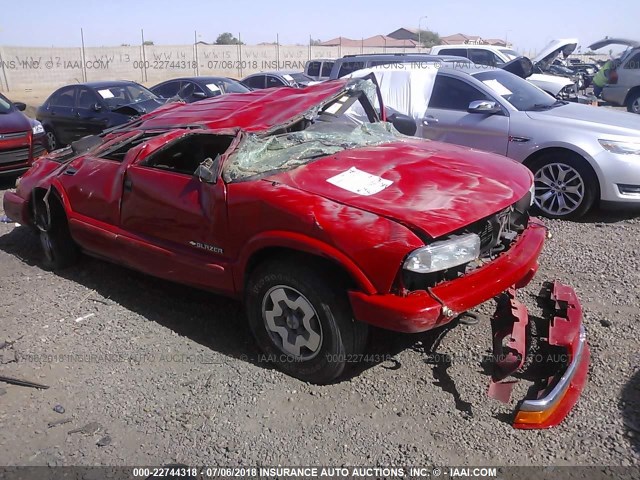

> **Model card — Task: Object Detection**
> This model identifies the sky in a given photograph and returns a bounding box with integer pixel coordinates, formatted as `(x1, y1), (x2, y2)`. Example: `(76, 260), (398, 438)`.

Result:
(0, 0), (638, 55)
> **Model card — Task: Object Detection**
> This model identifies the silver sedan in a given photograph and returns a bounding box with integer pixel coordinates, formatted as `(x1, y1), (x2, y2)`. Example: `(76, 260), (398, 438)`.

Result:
(361, 65), (640, 219)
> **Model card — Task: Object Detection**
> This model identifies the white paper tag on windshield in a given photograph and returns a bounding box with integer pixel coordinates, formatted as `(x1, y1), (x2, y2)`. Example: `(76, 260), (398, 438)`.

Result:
(327, 167), (392, 196)
(283, 74), (294, 82)
(482, 79), (512, 96)
(98, 89), (114, 99)
(206, 83), (221, 92)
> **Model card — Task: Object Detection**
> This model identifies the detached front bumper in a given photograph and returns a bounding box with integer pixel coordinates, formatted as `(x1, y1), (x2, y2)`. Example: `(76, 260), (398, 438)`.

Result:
(513, 282), (590, 429)
(488, 281), (589, 429)
(349, 219), (546, 333)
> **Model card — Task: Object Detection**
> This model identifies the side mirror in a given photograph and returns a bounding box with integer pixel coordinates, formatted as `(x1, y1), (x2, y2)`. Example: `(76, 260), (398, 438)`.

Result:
(92, 102), (102, 112)
(192, 91), (207, 99)
(468, 100), (502, 115)
(195, 155), (220, 184)
(14, 102), (26, 111)
(388, 112), (417, 136)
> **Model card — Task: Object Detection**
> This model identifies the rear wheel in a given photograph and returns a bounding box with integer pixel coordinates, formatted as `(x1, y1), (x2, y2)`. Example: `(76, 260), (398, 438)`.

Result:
(627, 92), (640, 114)
(45, 129), (58, 151)
(528, 152), (598, 219)
(245, 258), (368, 384)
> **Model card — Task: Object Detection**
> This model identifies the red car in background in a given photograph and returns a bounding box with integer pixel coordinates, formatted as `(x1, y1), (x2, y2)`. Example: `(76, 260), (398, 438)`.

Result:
(3, 78), (589, 429)
(0, 92), (48, 177)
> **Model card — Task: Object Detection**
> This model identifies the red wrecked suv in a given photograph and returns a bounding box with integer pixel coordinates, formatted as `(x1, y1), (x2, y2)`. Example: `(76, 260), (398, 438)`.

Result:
(3, 78), (589, 429)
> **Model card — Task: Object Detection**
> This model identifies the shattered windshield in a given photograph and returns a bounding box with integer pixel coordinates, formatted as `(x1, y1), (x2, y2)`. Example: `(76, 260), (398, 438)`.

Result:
(223, 122), (404, 182)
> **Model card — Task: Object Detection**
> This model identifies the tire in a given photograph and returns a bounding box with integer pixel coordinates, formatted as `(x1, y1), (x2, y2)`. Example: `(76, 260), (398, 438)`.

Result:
(45, 128), (58, 151)
(528, 152), (598, 220)
(245, 258), (368, 384)
(34, 196), (79, 270)
(627, 91), (640, 114)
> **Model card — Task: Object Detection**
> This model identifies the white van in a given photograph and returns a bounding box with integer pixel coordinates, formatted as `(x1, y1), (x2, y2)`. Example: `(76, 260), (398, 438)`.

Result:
(304, 59), (335, 81)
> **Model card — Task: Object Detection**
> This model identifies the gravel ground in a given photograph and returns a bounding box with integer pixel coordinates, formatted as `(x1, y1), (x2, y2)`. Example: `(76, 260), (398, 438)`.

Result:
(0, 176), (639, 468)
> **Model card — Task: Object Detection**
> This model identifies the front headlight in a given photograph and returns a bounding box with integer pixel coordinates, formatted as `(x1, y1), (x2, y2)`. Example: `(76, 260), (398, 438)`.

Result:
(403, 233), (481, 274)
(32, 123), (44, 135)
(599, 139), (640, 155)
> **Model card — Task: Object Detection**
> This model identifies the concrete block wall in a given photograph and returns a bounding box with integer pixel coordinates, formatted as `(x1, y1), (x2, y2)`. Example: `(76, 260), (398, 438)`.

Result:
(0, 43), (430, 97)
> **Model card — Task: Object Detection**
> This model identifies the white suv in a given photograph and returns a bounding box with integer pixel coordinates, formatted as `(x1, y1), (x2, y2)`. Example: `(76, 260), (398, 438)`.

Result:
(431, 43), (576, 98)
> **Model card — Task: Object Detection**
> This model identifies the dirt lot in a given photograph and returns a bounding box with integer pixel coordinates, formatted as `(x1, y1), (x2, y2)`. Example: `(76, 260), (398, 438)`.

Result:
(0, 172), (639, 467)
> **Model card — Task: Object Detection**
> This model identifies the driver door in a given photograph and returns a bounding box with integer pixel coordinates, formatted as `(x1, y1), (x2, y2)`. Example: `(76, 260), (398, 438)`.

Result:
(422, 74), (510, 155)
(118, 131), (237, 293)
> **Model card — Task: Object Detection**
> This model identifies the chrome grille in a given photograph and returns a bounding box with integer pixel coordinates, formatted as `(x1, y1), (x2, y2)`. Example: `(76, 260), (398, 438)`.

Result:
(0, 146), (30, 166)
(0, 131), (29, 140)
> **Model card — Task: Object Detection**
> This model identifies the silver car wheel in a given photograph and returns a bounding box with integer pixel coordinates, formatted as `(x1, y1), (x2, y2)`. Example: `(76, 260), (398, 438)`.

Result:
(262, 285), (323, 360)
(534, 162), (585, 216)
(632, 97), (640, 114)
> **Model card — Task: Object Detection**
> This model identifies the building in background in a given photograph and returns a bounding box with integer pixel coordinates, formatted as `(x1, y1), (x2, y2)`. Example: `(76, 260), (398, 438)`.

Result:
(387, 28), (420, 42)
(484, 38), (510, 47)
(439, 33), (484, 45)
(320, 35), (417, 48)
(387, 28), (510, 48)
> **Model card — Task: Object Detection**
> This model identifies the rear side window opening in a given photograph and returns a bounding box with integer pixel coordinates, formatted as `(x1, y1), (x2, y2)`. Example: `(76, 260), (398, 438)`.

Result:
(306, 61), (321, 77)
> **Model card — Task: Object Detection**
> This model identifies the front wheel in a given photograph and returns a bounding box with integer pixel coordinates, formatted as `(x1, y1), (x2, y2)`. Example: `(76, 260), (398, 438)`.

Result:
(34, 197), (79, 270)
(529, 153), (598, 220)
(245, 259), (368, 384)
(627, 92), (640, 114)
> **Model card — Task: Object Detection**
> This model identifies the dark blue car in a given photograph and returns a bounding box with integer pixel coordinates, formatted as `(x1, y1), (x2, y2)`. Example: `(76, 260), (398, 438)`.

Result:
(150, 76), (251, 103)
(37, 80), (166, 150)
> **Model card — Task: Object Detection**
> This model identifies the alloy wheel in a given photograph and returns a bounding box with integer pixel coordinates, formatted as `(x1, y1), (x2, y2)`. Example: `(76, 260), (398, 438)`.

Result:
(46, 131), (57, 151)
(534, 162), (585, 217)
(261, 285), (323, 360)
(632, 98), (640, 114)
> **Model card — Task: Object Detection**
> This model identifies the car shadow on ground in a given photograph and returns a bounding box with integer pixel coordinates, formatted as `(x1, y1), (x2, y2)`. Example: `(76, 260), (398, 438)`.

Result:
(0, 177), (16, 191)
(572, 206), (640, 224)
(621, 368), (640, 454)
(0, 224), (454, 387)
(0, 224), (256, 363)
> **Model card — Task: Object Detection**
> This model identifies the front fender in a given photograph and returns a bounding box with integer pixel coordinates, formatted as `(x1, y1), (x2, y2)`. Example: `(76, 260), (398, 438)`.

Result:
(235, 231), (378, 295)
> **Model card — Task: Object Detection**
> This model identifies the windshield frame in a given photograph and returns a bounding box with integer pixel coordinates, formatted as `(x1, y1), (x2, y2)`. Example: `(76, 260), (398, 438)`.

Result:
(0, 92), (15, 114)
(221, 79), (392, 182)
(471, 70), (558, 112)
(290, 73), (314, 84)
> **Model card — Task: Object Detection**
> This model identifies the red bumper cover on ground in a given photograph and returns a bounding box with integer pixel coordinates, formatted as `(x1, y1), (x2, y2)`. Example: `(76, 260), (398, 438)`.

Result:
(488, 281), (590, 429)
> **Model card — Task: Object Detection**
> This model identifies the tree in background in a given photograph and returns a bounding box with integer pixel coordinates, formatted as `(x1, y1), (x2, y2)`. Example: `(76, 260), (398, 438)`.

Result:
(310, 38), (322, 46)
(143, 40), (154, 46)
(215, 32), (243, 45)
(417, 30), (441, 48)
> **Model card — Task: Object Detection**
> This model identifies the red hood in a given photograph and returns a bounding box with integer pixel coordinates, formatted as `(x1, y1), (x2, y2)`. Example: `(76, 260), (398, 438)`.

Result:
(139, 80), (349, 132)
(0, 110), (31, 134)
(267, 139), (533, 238)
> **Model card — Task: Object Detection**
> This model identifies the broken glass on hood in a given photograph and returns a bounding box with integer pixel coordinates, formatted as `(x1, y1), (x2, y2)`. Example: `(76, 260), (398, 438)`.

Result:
(223, 121), (404, 182)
